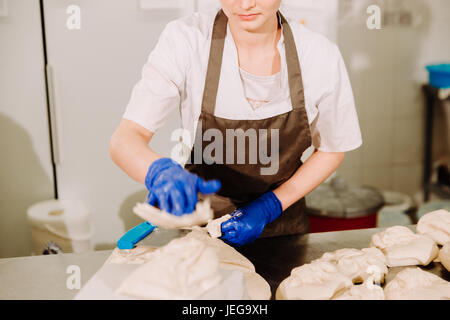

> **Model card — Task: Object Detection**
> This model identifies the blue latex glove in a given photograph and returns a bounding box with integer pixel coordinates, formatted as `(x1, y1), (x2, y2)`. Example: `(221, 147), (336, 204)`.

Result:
(145, 158), (221, 216)
(220, 191), (282, 246)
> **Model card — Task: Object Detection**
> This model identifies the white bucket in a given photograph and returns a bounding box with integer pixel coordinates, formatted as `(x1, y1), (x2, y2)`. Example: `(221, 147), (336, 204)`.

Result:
(27, 199), (93, 255)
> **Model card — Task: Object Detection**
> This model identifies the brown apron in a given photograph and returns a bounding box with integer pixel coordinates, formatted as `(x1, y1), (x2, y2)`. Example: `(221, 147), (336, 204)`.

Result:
(185, 10), (312, 237)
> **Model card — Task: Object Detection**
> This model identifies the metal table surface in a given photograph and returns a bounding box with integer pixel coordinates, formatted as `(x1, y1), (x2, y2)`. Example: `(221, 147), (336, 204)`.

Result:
(0, 226), (448, 299)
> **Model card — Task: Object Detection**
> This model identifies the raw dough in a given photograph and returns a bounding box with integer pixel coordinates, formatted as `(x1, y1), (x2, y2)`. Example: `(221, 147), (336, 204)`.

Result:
(178, 228), (271, 300)
(113, 228), (271, 300)
(133, 197), (213, 229)
(316, 248), (388, 284)
(207, 214), (231, 238)
(370, 226), (439, 267)
(116, 236), (223, 299)
(439, 242), (450, 272)
(107, 246), (157, 264)
(241, 272), (272, 300)
(417, 209), (450, 246)
(331, 283), (385, 300)
(276, 260), (353, 300)
(186, 228), (256, 273)
(384, 267), (450, 300)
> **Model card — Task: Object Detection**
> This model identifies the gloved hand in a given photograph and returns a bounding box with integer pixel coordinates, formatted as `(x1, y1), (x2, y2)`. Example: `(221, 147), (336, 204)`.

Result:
(145, 158), (221, 216)
(220, 191), (283, 246)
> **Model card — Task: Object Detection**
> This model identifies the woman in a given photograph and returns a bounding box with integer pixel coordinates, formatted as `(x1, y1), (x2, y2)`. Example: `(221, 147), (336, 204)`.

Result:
(110, 0), (362, 247)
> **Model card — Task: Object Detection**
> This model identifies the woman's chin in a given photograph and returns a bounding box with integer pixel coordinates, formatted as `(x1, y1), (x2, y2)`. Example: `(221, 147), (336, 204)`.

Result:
(234, 19), (265, 32)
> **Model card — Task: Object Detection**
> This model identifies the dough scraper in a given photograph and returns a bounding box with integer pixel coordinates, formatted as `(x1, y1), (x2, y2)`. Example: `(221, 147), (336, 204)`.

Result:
(117, 221), (157, 250)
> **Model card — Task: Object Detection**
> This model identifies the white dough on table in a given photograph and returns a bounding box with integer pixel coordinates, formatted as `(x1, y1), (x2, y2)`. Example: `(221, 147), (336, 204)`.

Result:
(107, 246), (157, 264)
(331, 283), (385, 300)
(384, 267), (450, 300)
(315, 248), (388, 284)
(207, 214), (231, 238)
(417, 209), (450, 246)
(186, 228), (256, 273)
(275, 260), (353, 300)
(116, 236), (222, 299)
(370, 226), (439, 267)
(439, 242), (450, 272)
(185, 229), (271, 300)
(109, 228), (270, 300)
(132, 197), (213, 229)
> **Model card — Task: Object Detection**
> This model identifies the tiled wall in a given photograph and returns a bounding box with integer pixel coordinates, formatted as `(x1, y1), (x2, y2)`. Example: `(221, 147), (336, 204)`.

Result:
(336, 0), (450, 199)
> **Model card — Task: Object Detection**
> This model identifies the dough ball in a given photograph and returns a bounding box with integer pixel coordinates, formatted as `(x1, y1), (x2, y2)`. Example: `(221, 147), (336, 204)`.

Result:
(316, 248), (388, 284)
(417, 209), (450, 246)
(276, 260), (353, 300)
(439, 242), (450, 272)
(384, 267), (450, 300)
(370, 226), (439, 267)
(133, 197), (213, 229)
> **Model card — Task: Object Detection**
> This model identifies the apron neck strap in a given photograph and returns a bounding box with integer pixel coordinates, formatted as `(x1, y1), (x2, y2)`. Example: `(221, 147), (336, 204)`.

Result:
(201, 10), (305, 114)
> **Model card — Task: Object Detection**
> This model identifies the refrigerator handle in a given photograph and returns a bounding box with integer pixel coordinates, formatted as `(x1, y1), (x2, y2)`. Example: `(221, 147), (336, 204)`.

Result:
(46, 64), (61, 166)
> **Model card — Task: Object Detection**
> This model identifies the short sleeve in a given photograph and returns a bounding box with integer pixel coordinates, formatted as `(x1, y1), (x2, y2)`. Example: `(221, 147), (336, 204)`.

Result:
(310, 45), (363, 152)
(122, 21), (189, 132)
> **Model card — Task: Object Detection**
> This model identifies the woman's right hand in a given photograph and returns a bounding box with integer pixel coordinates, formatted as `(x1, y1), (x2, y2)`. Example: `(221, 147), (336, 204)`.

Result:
(145, 158), (221, 216)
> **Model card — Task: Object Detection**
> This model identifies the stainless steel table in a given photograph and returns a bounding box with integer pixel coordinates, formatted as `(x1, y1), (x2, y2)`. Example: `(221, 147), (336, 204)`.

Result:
(0, 226), (448, 299)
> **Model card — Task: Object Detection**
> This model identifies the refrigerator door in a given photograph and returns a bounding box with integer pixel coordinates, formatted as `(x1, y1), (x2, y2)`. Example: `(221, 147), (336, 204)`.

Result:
(0, 0), (55, 257)
(42, 0), (193, 248)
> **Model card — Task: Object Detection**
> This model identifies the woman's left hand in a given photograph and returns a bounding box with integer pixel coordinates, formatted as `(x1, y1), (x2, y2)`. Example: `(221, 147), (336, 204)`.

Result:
(220, 191), (283, 246)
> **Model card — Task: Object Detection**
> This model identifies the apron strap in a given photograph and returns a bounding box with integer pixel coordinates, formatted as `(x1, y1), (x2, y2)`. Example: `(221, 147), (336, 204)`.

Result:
(201, 9), (228, 115)
(279, 13), (306, 111)
(201, 10), (306, 114)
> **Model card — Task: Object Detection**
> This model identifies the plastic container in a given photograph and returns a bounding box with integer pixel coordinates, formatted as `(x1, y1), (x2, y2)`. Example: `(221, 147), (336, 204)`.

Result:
(305, 176), (385, 233)
(426, 63), (450, 89)
(376, 191), (413, 228)
(27, 199), (93, 255)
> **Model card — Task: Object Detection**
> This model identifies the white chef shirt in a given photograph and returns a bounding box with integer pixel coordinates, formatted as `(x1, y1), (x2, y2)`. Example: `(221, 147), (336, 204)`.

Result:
(123, 11), (362, 153)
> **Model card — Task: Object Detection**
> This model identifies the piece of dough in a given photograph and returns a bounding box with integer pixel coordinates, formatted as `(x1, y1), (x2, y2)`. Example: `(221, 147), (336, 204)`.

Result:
(384, 267), (450, 300)
(370, 226), (439, 267)
(116, 236), (223, 299)
(133, 197), (213, 229)
(332, 283), (385, 300)
(417, 209), (450, 246)
(439, 242), (450, 272)
(111, 228), (271, 300)
(186, 228), (256, 272)
(107, 246), (157, 264)
(242, 271), (272, 300)
(165, 229), (271, 300)
(316, 248), (388, 284)
(276, 260), (353, 300)
(207, 214), (231, 238)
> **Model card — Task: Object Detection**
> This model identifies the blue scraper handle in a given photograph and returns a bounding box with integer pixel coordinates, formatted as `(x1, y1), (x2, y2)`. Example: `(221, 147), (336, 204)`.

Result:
(117, 221), (156, 249)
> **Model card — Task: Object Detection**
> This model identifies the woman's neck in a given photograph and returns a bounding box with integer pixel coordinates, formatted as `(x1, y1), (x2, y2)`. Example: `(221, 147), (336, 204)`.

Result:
(228, 14), (282, 76)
